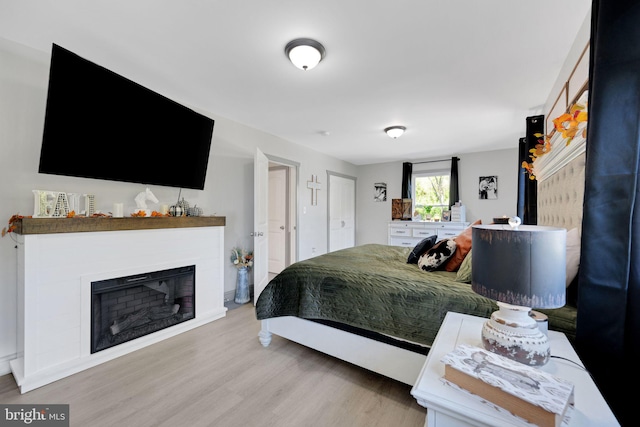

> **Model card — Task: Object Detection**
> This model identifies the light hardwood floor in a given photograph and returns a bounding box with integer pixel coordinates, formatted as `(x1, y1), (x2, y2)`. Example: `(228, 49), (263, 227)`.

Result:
(0, 303), (427, 427)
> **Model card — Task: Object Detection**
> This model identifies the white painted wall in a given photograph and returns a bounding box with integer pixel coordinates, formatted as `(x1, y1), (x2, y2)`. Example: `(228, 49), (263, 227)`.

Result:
(544, 13), (591, 116)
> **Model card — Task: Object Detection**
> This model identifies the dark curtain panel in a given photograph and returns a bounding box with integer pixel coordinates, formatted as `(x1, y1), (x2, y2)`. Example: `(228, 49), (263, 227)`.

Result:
(516, 137), (527, 220)
(519, 115), (543, 224)
(401, 162), (412, 199)
(576, 2), (640, 425)
(449, 157), (460, 208)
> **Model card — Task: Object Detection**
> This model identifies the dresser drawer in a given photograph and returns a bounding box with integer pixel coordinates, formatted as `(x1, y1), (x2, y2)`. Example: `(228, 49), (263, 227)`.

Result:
(438, 229), (460, 239)
(389, 236), (419, 247)
(412, 228), (437, 238)
(389, 227), (412, 237)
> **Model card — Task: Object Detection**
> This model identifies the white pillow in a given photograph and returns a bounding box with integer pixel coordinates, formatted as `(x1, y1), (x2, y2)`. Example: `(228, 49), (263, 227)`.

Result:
(566, 228), (581, 287)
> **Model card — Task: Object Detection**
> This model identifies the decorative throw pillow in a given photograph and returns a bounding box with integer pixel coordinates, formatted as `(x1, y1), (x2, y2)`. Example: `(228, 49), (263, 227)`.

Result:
(444, 219), (482, 272)
(566, 227), (581, 287)
(455, 249), (473, 283)
(407, 235), (438, 264)
(418, 239), (457, 272)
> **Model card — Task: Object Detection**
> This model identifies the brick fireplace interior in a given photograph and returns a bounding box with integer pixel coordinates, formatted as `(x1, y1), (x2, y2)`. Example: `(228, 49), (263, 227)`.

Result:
(91, 265), (196, 353)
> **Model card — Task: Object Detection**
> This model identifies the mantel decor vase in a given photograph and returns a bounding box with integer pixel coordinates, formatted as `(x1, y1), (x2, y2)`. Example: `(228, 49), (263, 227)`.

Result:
(234, 266), (250, 304)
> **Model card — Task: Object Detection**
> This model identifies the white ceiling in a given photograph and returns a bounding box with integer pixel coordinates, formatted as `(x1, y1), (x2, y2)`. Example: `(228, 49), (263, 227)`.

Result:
(0, 0), (591, 166)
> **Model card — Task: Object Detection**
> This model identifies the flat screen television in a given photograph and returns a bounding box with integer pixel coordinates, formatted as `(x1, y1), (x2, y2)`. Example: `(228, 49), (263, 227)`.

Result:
(38, 44), (214, 190)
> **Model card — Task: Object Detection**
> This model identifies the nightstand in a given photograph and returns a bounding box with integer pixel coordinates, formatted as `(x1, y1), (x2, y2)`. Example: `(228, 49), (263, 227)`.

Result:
(410, 312), (620, 427)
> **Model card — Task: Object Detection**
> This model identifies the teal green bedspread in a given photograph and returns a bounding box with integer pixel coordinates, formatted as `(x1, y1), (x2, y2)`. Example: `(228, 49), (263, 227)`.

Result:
(255, 243), (577, 347)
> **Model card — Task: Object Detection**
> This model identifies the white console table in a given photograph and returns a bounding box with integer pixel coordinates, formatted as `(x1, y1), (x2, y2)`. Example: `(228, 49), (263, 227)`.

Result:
(10, 217), (226, 393)
(411, 312), (620, 427)
(388, 221), (469, 247)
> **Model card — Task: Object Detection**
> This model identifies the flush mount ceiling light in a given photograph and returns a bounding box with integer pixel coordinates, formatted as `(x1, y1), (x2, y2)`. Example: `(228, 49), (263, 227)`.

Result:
(285, 38), (326, 70)
(384, 126), (406, 139)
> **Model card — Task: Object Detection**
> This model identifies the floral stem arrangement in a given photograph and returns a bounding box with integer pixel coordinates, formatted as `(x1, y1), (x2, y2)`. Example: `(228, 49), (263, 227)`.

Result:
(230, 247), (253, 270)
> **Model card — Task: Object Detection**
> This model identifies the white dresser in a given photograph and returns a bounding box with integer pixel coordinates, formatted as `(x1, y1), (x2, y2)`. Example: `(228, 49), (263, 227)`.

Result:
(388, 221), (469, 247)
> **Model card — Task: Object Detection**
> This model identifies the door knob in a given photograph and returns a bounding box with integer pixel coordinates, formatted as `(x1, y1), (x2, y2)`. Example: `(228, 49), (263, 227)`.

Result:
(280, 226), (285, 230)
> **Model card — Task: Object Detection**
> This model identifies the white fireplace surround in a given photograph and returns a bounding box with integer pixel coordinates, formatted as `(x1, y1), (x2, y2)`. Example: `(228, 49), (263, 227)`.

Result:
(11, 224), (226, 393)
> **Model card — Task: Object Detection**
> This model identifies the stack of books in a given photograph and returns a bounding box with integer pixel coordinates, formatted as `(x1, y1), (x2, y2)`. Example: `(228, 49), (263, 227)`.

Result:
(441, 344), (574, 427)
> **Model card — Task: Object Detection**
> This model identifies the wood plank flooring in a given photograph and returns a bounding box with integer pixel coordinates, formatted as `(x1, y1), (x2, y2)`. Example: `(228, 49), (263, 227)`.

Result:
(0, 303), (427, 427)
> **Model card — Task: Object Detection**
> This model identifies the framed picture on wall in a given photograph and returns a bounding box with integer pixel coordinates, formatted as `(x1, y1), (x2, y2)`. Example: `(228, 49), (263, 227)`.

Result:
(374, 182), (387, 202)
(479, 176), (498, 199)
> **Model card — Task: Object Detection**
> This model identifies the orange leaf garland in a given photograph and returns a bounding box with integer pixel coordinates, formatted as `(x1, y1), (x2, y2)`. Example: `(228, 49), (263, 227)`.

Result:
(521, 161), (536, 180)
(553, 102), (588, 143)
(2, 214), (30, 237)
(522, 98), (588, 180)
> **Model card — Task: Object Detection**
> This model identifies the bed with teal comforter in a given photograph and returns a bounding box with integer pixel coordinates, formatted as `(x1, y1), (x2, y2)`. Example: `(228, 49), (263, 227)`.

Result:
(255, 243), (577, 348)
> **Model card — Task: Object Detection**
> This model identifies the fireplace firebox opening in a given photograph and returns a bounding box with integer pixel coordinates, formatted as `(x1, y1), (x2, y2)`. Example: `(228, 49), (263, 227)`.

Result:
(91, 265), (195, 353)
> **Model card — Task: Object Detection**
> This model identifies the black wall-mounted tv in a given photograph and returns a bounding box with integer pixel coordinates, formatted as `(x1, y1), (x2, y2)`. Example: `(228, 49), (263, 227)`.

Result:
(38, 44), (214, 190)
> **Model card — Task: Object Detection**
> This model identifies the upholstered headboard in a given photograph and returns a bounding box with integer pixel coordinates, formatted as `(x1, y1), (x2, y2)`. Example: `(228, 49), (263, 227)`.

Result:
(537, 152), (585, 230)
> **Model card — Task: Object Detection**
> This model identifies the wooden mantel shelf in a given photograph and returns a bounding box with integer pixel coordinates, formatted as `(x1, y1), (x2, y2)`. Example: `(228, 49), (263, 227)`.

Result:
(13, 216), (226, 235)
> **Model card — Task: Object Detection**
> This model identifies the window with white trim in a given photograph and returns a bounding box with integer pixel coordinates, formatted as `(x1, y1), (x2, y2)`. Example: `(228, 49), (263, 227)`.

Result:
(412, 170), (450, 221)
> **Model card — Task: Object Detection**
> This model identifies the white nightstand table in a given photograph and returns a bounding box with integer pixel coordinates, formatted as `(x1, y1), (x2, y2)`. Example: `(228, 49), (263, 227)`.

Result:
(410, 312), (620, 427)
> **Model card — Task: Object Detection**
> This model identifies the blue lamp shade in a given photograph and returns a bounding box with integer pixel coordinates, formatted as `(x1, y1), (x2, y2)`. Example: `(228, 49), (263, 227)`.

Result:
(471, 225), (566, 309)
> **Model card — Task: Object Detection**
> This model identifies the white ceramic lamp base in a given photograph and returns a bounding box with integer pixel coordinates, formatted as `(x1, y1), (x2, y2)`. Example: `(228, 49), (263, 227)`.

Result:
(481, 301), (550, 366)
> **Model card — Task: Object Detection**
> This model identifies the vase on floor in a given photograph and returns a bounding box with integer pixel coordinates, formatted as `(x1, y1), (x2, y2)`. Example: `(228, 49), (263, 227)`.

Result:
(234, 266), (250, 304)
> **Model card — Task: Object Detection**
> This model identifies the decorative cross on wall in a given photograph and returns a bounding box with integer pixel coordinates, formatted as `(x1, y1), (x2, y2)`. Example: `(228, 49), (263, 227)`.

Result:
(307, 175), (321, 206)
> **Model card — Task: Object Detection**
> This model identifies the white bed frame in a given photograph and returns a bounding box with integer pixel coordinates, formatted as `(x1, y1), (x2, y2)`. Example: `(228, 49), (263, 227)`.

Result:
(259, 317), (427, 385)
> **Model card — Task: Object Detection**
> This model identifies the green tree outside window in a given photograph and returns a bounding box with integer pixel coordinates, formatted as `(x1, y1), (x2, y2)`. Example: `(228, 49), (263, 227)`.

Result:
(414, 174), (450, 220)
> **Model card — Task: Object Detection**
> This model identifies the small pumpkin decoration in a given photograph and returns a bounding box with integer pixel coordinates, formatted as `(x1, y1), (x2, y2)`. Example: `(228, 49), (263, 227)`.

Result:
(169, 205), (184, 217)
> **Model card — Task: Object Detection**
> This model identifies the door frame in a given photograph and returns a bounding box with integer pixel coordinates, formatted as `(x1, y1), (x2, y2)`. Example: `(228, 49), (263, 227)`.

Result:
(267, 154), (300, 266)
(268, 165), (289, 274)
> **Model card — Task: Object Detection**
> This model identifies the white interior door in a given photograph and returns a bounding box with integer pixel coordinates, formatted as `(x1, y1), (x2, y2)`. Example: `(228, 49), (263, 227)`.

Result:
(253, 148), (269, 304)
(269, 167), (287, 274)
(329, 173), (356, 252)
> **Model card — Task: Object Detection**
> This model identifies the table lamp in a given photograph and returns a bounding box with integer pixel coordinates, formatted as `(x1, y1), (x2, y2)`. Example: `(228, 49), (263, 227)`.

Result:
(471, 221), (566, 366)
